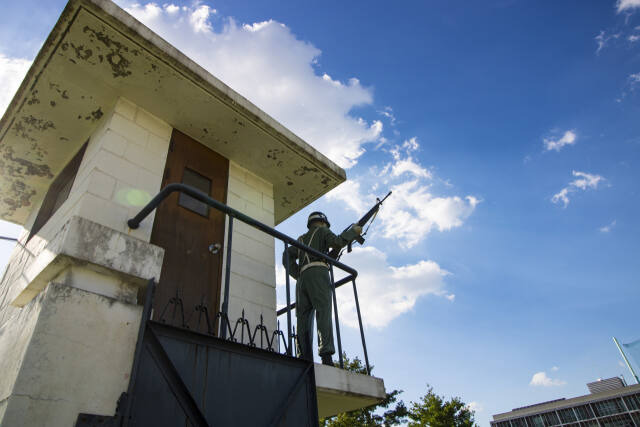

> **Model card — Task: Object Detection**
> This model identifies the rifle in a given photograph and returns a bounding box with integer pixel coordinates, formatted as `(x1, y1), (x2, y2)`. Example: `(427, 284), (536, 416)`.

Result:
(328, 191), (392, 260)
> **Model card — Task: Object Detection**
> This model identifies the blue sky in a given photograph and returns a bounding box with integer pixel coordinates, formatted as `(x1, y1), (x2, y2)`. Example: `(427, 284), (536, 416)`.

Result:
(2, 0), (640, 424)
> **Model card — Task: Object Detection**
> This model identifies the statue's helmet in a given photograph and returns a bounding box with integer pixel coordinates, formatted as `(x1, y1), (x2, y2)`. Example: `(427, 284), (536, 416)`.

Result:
(307, 211), (330, 229)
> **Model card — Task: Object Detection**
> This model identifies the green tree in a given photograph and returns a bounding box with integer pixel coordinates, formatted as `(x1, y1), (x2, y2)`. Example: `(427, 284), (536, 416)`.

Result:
(319, 354), (408, 427)
(407, 385), (477, 427)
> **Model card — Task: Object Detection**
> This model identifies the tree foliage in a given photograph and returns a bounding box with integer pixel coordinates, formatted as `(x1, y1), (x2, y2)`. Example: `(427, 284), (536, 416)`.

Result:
(319, 354), (476, 427)
(407, 386), (476, 427)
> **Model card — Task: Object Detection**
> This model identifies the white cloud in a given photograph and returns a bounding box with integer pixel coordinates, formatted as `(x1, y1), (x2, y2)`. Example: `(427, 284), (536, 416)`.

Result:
(325, 179), (367, 215)
(379, 106), (396, 125)
(617, 0), (640, 13)
(329, 178), (478, 249)
(165, 4), (180, 14)
(118, 1), (381, 168)
(544, 130), (577, 151)
(0, 53), (32, 117)
(530, 371), (567, 387)
(380, 180), (478, 248)
(190, 5), (215, 32)
(596, 31), (608, 54)
(551, 188), (571, 207)
(629, 35), (640, 42)
(571, 171), (604, 190)
(630, 73), (640, 84)
(595, 31), (621, 54)
(599, 220), (617, 233)
(391, 157), (432, 179)
(275, 263), (286, 289)
(551, 366), (559, 372)
(552, 171), (605, 208)
(277, 246), (453, 329)
(467, 401), (483, 413)
(329, 137), (478, 248)
(334, 246), (451, 328)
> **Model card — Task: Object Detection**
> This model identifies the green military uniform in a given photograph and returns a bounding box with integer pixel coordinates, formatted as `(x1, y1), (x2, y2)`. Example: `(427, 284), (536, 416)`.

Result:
(283, 223), (360, 361)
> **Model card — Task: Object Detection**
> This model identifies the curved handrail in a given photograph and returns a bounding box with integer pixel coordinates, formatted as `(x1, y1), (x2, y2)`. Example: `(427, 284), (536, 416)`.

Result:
(127, 183), (368, 373)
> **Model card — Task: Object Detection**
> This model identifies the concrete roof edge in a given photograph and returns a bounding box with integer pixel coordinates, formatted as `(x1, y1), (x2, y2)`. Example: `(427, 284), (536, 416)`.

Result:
(1, 0), (346, 185)
(84, 0), (346, 184)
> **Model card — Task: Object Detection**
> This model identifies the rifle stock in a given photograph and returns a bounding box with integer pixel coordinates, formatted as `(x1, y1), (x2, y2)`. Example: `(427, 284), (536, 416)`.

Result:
(327, 191), (391, 259)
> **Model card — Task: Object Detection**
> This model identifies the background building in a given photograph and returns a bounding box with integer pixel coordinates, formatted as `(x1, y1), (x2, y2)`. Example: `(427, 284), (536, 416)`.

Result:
(492, 378), (640, 426)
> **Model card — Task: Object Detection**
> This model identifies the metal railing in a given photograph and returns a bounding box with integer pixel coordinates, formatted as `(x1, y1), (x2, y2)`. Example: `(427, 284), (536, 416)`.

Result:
(128, 183), (370, 373)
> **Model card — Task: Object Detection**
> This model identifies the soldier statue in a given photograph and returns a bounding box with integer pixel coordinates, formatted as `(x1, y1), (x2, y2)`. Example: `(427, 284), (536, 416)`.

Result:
(282, 212), (362, 366)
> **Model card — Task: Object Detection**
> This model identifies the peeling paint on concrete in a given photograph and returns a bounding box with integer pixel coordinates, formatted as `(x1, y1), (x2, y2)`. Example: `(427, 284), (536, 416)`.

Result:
(22, 115), (55, 132)
(1, 182), (36, 217)
(27, 90), (40, 106)
(71, 43), (93, 61)
(281, 196), (292, 207)
(293, 165), (319, 176)
(83, 25), (133, 78)
(81, 107), (103, 122)
(266, 148), (284, 161)
(0, 146), (52, 178)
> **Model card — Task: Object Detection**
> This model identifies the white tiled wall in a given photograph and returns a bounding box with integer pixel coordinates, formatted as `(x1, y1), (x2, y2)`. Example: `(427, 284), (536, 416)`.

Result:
(34, 97), (171, 244)
(222, 161), (277, 344)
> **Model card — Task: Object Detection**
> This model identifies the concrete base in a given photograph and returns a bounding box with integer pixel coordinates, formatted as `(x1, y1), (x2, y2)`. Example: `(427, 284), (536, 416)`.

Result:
(0, 282), (141, 427)
(314, 363), (386, 419)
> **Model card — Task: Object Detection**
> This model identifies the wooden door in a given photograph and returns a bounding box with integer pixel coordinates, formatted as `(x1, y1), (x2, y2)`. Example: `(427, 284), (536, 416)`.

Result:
(151, 129), (228, 332)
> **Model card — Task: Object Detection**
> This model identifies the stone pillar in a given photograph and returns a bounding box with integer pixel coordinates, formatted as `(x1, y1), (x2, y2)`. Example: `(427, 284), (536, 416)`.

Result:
(0, 96), (169, 426)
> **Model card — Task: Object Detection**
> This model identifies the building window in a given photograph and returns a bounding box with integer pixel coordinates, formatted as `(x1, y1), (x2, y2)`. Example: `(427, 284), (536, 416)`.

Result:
(525, 414), (544, 427)
(178, 167), (211, 217)
(510, 418), (527, 427)
(592, 398), (625, 417)
(574, 404), (595, 420)
(624, 394), (640, 411)
(630, 412), (640, 425)
(28, 141), (88, 241)
(541, 411), (560, 425)
(598, 413), (633, 426)
(558, 407), (577, 423)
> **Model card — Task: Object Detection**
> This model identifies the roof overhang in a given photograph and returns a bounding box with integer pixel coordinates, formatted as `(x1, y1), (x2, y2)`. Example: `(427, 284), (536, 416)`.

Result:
(0, 0), (345, 226)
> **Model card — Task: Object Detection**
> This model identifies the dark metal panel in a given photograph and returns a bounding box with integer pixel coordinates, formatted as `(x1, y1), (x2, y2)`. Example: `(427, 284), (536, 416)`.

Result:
(148, 322), (318, 427)
(128, 343), (189, 427)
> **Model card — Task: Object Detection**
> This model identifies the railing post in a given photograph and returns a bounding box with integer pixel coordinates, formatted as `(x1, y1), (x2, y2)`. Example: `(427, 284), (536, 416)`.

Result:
(221, 217), (233, 339)
(352, 278), (370, 375)
(284, 242), (293, 355)
(329, 265), (343, 369)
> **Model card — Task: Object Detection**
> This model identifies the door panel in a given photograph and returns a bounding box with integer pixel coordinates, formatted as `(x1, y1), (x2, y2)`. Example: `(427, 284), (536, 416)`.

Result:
(151, 129), (229, 332)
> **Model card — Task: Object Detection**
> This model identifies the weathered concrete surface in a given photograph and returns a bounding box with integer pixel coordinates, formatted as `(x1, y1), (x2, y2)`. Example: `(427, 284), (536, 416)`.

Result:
(0, 215), (163, 321)
(0, 289), (46, 425)
(314, 363), (386, 418)
(0, 0), (346, 226)
(0, 281), (141, 427)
